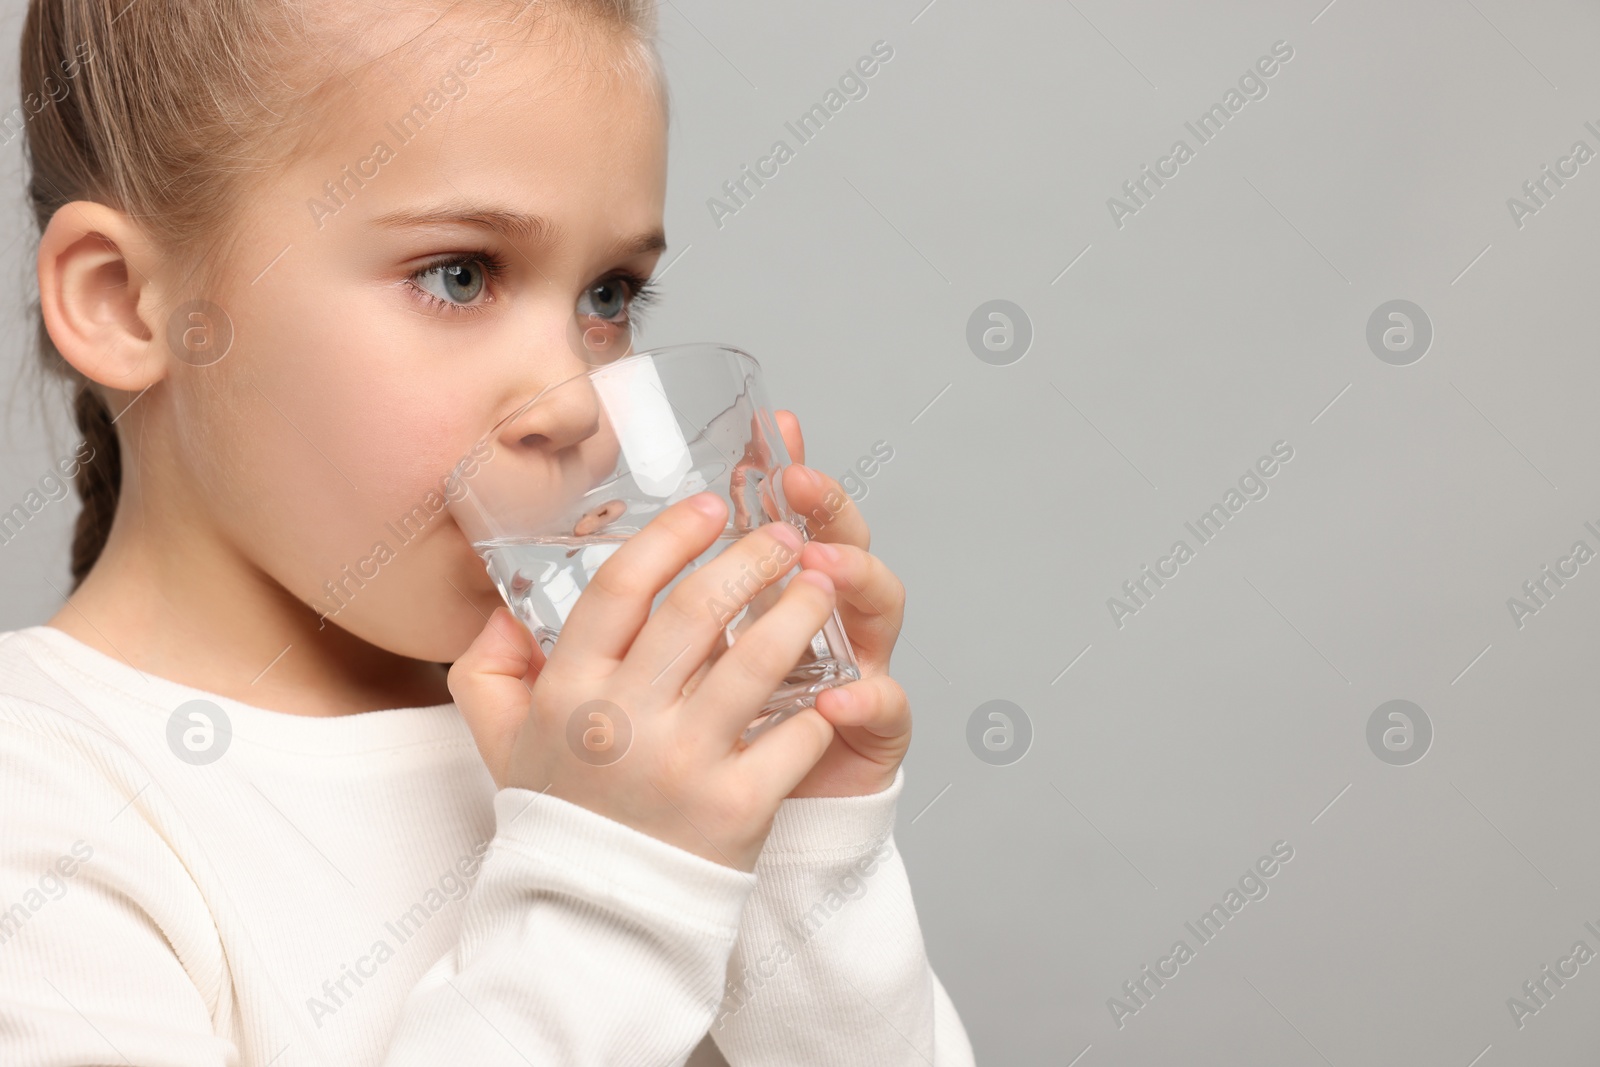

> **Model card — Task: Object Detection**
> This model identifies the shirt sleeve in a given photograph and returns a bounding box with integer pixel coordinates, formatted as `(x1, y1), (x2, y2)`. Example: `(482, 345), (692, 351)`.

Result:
(706, 765), (977, 1065)
(381, 786), (759, 1066)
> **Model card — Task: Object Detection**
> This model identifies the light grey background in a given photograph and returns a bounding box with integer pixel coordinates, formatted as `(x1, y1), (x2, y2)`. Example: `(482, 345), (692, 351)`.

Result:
(6, 1), (1600, 1064)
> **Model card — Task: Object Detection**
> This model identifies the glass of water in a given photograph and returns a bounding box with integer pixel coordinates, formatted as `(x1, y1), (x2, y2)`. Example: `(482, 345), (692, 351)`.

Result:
(449, 343), (859, 743)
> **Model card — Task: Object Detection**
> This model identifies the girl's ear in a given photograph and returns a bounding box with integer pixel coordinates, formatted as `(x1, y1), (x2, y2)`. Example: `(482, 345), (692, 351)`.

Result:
(37, 201), (171, 396)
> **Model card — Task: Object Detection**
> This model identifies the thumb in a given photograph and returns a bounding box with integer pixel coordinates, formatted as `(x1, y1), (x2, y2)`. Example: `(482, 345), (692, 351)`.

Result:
(447, 606), (544, 788)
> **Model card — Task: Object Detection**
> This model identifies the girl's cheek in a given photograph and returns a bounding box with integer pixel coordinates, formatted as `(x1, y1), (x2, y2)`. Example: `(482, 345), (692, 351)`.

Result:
(234, 278), (460, 482)
(189, 292), (471, 568)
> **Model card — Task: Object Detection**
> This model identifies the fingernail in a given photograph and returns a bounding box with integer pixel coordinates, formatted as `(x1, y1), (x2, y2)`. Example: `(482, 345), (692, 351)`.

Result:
(792, 465), (818, 488)
(827, 687), (854, 713)
(690, 492), (725, 518)
(769, 521), (803, 550)
(811, 542), (839, 564)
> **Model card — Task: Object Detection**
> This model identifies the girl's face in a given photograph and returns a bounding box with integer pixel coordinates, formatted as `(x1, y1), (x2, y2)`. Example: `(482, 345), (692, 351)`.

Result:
(168, 13), (668, 664)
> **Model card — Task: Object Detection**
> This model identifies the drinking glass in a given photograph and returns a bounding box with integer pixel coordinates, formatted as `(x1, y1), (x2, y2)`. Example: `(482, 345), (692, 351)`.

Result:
(449, 343), (860, 743)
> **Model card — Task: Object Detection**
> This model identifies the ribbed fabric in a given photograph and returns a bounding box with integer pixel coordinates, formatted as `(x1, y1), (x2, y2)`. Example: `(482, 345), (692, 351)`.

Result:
(0, 626), (974, 1065)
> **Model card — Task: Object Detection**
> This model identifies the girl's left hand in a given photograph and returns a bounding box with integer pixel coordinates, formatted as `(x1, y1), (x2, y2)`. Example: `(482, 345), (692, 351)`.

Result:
(771, 410), (910, 799)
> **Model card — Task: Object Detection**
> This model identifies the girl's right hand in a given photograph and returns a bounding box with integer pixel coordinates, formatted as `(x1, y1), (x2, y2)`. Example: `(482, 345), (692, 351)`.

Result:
(447, 492), (839, 873)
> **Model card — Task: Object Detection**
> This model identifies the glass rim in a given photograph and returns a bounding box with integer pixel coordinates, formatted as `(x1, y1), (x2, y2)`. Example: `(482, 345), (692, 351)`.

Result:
(487, 342), (763, 437)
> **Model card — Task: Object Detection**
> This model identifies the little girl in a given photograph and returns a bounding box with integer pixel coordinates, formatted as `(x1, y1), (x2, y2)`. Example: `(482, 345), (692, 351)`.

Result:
(0, 0), (974, 1064)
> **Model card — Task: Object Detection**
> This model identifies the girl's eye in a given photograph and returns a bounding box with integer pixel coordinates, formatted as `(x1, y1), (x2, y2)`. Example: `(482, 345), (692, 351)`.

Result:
(405, 254), (658, 329)
(572, 273), (661, 361)
(408, 253), (503, 311)
(578, 277), (633, 321)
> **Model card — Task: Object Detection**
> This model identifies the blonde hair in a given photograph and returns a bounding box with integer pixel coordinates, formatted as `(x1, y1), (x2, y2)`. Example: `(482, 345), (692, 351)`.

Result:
(17, 0), (663, 590)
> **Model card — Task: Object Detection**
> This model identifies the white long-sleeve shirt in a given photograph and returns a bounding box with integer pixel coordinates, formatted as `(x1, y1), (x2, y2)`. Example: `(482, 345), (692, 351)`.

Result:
(0, 625), (974, 1065)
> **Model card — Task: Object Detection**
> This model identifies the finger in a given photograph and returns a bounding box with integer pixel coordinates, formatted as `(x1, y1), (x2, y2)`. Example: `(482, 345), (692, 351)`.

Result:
(797, 541), (904, 666)
(555, 491), (727, 667)
(735, 705), (835, 802)
(774, 409), (805, 466)
(780, 463), (869, 550)
(688, 568), (839, 739)
(447, 606), (542, 787)
(619, 517), (806, 695)
(814, 672), (912, 751)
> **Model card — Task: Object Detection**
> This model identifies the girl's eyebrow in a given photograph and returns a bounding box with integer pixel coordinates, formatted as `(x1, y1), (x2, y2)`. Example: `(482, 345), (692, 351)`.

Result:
(370, 202), (667, 258)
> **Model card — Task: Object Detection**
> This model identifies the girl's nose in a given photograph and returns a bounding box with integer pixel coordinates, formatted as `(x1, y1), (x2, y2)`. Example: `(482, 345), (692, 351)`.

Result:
(493, 315), (635, 454)
(496, 371), (605, 455)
